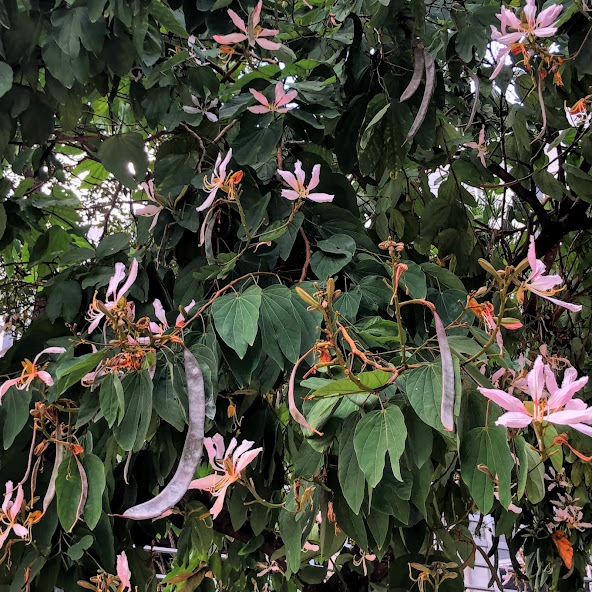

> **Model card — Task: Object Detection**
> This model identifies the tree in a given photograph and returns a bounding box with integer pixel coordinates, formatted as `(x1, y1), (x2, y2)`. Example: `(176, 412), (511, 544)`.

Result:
(1, 0), (592, 590)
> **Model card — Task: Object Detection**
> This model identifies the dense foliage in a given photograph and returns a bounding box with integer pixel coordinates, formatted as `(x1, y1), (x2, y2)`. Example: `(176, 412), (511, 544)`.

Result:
(3, 0), (592, 590)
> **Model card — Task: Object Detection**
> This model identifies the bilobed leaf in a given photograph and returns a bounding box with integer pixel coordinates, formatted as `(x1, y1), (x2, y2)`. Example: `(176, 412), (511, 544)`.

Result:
(460, 426), (514, 513)
(259, 285), (301, 365)
(46, 281), (82, 323)
(98, 133), (148, 189)
(82, 453), (106, 530)
(56, 454), (84, 532)
(211, 285), (262, 359)
(1, 387), (32, 449)
(113, 371), (153, 452)
(99, 374), (125, 428)
(0, 61), (13, 99)
(397, 260), (426, 299)
(338, 415), (366, 514)
(354, 406), (407, 487)
(279, 509), (302, 574)
(525, 444), (545, 504)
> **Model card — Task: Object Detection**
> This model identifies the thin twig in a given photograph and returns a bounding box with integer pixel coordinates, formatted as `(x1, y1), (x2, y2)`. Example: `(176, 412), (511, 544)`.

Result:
(213, 120), (238, 144)
(299, 227), (311, 282)
(180, 123), (206, 173)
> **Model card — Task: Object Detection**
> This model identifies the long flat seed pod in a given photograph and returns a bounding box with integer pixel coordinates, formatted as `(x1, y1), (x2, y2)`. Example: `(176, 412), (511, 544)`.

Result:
(400, 47), (424, 102)
(72, 454), (88, 532)
(406, 49), (435, 141)
(121, 346), (206, 519)
(434, 312), (455, 432)
(288, 348), (323, 436)
(464, 66), (480, 131)
(42, 443), (64, 515)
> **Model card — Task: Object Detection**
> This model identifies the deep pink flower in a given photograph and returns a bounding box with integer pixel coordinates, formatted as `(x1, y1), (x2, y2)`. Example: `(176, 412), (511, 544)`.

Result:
(277, 161), (334, 203)
(135, 180), (162, 231)
(86, 260), (139, 334)
(116, 551), (132, 592)
(520, 237), (581, 312)
(188, 434), (262, 518)
(0, 482), (28, 548)
(248, 82), (297, 114)
(213, 1), (281, 51)
(0, 347), (66, 402)
(479, 356), (591, 433)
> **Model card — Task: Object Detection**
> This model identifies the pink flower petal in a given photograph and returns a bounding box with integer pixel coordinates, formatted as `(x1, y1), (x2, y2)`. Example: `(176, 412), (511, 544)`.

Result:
(210, 489), (228, 518)
(227, 9), (247, 33)
(308, 192), (335, 203)
(496, 411), (533, 428)
(294, 161), (306, 186)
(189, 474), (225, 490)
(256, 37), (282, 50)
(478, 387), (528, 413)
(249, 88), (270, 106)
(277, 89), (298, 107)
(282, 189), (300, 201)
(248, 105), (272, 114)
(308, 164), (321, 190)
(196, 188), (219, 212)
(277, 169), (298, 191)
(0, 378), (22, 400)
(234, 448), (263, 473)
(213, 33), (248, 44)
(153, 299), (168, 328)
(529, 290), (582, 312)
(36, 371), (54, 387)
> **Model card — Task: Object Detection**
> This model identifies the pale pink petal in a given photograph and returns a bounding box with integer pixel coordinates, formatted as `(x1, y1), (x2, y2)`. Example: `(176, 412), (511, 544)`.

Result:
(527, 356), (545, 406)
(153, 299), (169, 328)
(496, 31), (524, 44)
(277, 169), (299, 191)
(534, 26), (558, 37)
(116, 259), (139, 301)
(294, 161), (306, 186)
(2, 482), (12, 514)
(117, 552), (132, 592)
(219, 149), (233, 179)
(12, 524), (28, 538)
(36, 371), (54, 387)
(106, 263), (126, 300)
(206, 112), (219, 123)
(182, 106), (201, 114)
(225, 437), (238, 459)
(251, 0), (262, 27)
(10, 486), (23, 520)
(281, 189), (300, 201)
(496, 411), (533, 428)
(258, 28), (280, 37)
(527, 237), (540, 277)
(548, 376), (589, 410)
(213, 33), (248, 44)
(545, 365), (559, 395)
(0, 378), (22, 401)
(135, 204), (161, 217)
(529, 290), (582, 312)
(537, 4), (562, 26)
(277, 89), (298, 108)
(227, 9), (247, 33)
(274, 82), (285, 105)
(248, 105), (272, 114)
(548, 409), (592, 424)
(249, 88), (270, 106)
(210, 489), (227, 518)
(478, 387), (529, 413)
(233, 439), (255, 459)
(204, 437), (220, 470)
(196, 188), (219, 212)
(529, 274), (563, 291)
(524, 0), (537, 27)
(189, 474), (225, 490)
(256, 38), (282, 50)
(234, 448), (262, 473)
(32, 347), (66, 366)
(466, 142), (480, 150)
(490, 54), (509, 80)
(308, 164), (321, 190)
(308, 192), (335, 203)
(211, 433), (226, 459)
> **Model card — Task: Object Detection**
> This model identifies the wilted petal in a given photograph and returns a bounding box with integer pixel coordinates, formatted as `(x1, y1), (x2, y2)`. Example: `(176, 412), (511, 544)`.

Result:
(36, 371), (54, 387)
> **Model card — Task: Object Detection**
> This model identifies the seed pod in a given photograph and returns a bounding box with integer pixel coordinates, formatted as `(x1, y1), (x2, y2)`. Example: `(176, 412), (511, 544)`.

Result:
(400, 47), (425, 102)
(406, 50), (435, 141)
(121, 347), (206, 520)
(42, 444), (64, 515)
(295, 286), (321, 309)
(434, 312), (455, 432)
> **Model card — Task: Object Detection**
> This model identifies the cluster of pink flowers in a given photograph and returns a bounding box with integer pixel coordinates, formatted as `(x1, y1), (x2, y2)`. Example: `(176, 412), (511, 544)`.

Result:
(490, 0), (562, 79)
(479, 356), (590, 432)
(550, 493), (592, 532)
(189, 434), (262, 518)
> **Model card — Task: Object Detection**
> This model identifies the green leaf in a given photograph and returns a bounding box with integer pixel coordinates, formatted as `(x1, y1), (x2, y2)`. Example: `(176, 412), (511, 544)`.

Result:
(405, 360), (451, 433)
(515, 435), (529, 500)
(278, 509), (302, 574)
(56, 454), (83, 532)
(259, 285), (301, 366)
(67, 535), (94, 561)
(94, 233), (130, 259)
(149, 0), (188, 37)
(82, 454), (106, 530)
(420, 262), (466, 292)
(46, 281), (82, 323)
(525, 444), (545, 504)
(56, 352), (105, 396)
(563, 163), (592, 203)
(1, 387), (32, 449)
(99, 374), (125, 428)
(311, 234), (356, 279)
(338, 415), (366, 514)
(460, 426), (514, 513)
(398, 260), (427, 299)
(211, 285), (262, 359)
(405, 407), (433, 469)
(312, 370), (390, 398)
(0, 61), (13, 99)
(153, 364), (188, 431)
(98, 134), (148, 189)
(113, 371), (153, 452)
(354, 406), (407, 486)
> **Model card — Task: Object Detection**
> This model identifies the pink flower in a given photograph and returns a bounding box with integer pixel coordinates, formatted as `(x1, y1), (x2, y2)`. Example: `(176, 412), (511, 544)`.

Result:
(466, 126), (487, 168)
(86, 260), (139, 334)
(198, 150), (233, 212)
(550, 493), (592, 531)
(469, 298), (522, 355)
(478, 356), (592, 433)
(0, 482), (28, 548)
(489, 0), (562, 80)
(491, 0), (562, 46)
(183, 95), (219, 122)
(248, 82), (297, 114)
(520, 237), (581, 312)
(0, 346), (66, 402)
(213, 1), (281, 51)
(188, 434), (262, 519)
(135, 180), (162, 231)
(116, 551), (132, 592)
(151, 299), (196, 333)
(277, 161), (334, 203)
